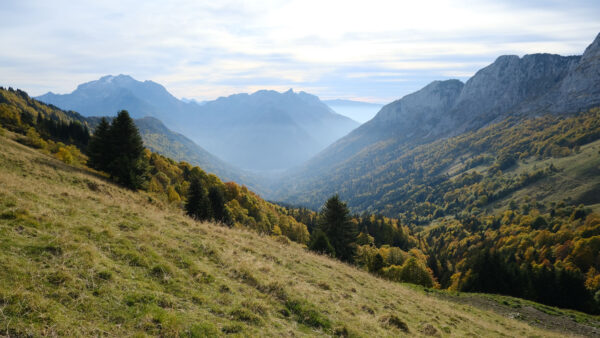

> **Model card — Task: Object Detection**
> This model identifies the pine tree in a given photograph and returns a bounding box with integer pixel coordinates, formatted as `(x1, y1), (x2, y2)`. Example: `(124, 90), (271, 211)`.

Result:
(87, 117), (111, 171)
(186, 178), (210, 221)
(319, 195), (357, 262)
(107, 111), (148, 189)
(208, 186), (225, 222)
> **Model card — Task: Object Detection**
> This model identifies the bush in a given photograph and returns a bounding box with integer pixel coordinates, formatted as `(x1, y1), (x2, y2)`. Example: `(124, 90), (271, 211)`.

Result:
(380, 258), (435, 288)
(309, 230), (335, 257)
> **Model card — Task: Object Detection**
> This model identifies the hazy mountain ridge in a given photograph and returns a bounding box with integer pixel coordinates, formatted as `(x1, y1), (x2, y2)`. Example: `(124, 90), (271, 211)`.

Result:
(274, 33), (600, 210)
(36, 75), (199, 125)
(175, 89), (359, 171)
(37, 79), (359, 172)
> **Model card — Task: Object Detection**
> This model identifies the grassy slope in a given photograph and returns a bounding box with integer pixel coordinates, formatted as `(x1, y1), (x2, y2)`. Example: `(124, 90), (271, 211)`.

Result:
(0, 132), (587, 337)
(503, 139), (600, 212)
(452, 138), (600, 214)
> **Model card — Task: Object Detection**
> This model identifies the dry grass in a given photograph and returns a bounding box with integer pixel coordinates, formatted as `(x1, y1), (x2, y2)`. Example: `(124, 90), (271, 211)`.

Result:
(0, 133), (579, 337)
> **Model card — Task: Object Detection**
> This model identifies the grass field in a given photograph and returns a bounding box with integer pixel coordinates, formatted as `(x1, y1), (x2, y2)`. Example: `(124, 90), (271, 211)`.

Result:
(0, 131), (597, 337)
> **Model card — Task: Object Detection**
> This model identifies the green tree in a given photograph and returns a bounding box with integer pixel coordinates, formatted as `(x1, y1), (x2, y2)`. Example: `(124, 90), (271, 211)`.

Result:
(87, 117), (111, 171)
(186, 178), (210, 221)
(371, 253), (385, 273)
(309, 230), (335, 256)
(319, 195), (357, 262)
(208, 186), (226, 222)
(400, 257), (434, 287)
(107, 111), (148, 189)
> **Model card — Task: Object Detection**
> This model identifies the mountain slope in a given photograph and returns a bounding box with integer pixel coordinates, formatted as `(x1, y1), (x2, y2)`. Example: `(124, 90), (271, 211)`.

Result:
(0, 130), (587, 337)
(275, 33), (600, 211)
(3, 86), (258, 191)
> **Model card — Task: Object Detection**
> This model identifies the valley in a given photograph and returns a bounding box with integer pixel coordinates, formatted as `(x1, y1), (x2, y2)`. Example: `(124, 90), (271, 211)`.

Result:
(1, 3), (600, 334)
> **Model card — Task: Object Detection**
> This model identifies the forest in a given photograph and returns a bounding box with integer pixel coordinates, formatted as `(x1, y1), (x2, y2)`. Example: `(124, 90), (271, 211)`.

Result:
(282, 109), (600, 222)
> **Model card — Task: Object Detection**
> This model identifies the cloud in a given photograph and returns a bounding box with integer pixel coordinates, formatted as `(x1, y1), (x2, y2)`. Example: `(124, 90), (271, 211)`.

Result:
(0, 0), (598, 103)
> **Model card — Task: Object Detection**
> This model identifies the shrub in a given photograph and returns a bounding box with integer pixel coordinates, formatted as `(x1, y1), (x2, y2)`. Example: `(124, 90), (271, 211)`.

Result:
(309, 230), (335, 257)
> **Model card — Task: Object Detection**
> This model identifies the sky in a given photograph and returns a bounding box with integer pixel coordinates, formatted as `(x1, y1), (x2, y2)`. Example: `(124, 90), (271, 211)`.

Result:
(0, 0), (599, 104)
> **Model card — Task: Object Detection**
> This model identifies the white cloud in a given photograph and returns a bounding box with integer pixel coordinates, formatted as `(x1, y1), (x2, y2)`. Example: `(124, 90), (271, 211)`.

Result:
(0, 0), (598, 102)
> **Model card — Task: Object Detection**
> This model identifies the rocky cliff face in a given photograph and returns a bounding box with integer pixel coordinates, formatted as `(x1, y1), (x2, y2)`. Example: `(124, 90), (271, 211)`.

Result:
(533, 33), (600, 114)
(450, 53), (580, 132)
(312, 33), (599, 162)
(277, 33), (600, 198)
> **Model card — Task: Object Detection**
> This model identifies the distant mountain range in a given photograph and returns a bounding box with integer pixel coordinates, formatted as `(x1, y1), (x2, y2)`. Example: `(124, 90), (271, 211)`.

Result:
(323, 99), (383, 123)
(36, 75), (199, 125)
(273, 32), (600, 211)
(181, 90), (358, 171)
(37, 78), (358, 172)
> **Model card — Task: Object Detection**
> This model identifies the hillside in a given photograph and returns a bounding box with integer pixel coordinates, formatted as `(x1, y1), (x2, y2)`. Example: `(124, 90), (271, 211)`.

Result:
(37, 77), (360, 172)
(3, 86), (260, 192)
(276, 109), (600, 215)
(1, 128), (597, 336)
(274, 33), (600, 213)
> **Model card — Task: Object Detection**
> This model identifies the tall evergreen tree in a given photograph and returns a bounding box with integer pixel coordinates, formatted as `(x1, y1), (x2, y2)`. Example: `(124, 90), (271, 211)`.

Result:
(208, 186), (225, 222)
(107, 111), (148, 189)
(87, 117), (111, 171)
(319, 195), (357, 262)
(186, 178), (210, 221)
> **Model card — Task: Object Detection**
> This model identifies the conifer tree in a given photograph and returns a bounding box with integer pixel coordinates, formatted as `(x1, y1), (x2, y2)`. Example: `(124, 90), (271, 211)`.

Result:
(319, 195), (357, 262)
(107, 111), (148, 189)
(208, 186), (225, 222)
(186, 178), (210, 221)
(87, 117), (111, 171)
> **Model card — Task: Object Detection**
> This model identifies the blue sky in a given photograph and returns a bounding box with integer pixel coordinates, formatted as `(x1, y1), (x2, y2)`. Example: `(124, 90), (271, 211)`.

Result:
(0, 0), (598, 103)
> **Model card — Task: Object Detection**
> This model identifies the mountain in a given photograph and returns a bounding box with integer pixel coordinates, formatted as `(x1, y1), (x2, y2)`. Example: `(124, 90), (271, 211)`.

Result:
(323, 99), (383, 123)
(1, 126), (595, 336)
(36, 74), (198, 125)
(37, 78), (359, 172)
(180, 89), (359, 171)
(133, 116), (260, 190)
(274, 33), (600, 212)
